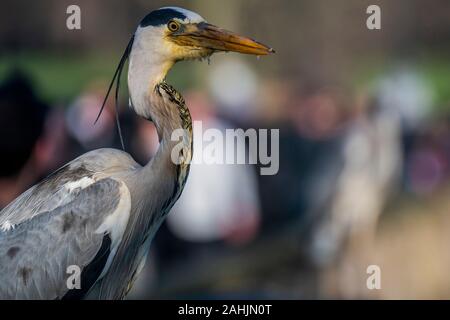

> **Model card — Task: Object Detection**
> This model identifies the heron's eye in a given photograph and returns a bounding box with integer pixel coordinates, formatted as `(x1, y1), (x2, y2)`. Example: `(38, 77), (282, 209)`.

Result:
(167, 20), (180, 32)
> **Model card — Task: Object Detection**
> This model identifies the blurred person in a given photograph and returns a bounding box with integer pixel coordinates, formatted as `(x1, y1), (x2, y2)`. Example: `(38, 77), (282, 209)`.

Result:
(0, 70), (50, 209)
(65, 80), (116, 152)
(250, 81), (403, 298)
(307, 92), (403, 298)
(314, 65), (435, 297)
(255, 83), (349, 232)
(148, 91), (260, 254)
(207, 57), (259, 124)
(375, 64), (434, 195)
(167, 91), (261, 247)
(376, 64), (433, 133)
(62, 79), (138, 168)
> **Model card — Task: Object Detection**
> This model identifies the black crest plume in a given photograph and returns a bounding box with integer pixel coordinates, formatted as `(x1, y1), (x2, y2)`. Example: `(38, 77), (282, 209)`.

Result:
(94, 35), (135, 150)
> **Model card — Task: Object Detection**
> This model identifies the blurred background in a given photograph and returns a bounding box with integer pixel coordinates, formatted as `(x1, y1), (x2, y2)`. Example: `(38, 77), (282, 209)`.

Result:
(1, 0), (450, 299)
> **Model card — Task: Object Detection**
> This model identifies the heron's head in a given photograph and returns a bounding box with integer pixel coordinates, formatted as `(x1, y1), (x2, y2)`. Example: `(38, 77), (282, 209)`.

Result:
(96, 7), (273, 130)
(134, 7), (274, 63)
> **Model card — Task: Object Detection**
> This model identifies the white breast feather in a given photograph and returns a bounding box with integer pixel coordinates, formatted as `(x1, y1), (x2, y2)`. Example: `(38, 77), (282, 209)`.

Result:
(95, 181), (132, 279)
(64, 177), (96, 193)
(0, 220), (15, 232)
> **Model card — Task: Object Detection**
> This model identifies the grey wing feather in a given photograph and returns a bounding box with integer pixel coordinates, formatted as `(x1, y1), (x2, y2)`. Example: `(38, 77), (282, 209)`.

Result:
(0, 178), (122, 299)
(0, 164), (92, 227)
(0, 148), (138, 227)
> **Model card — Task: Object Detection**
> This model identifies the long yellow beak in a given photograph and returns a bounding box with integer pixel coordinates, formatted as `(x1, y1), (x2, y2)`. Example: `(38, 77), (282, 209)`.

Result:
(172, 22), (275, 56)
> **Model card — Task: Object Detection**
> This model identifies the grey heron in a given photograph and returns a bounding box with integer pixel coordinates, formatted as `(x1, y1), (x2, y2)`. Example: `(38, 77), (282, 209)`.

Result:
(0, 7), (273, 299)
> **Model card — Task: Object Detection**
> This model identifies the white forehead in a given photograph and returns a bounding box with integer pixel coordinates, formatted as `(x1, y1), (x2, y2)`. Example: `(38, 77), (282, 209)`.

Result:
(161, 6), (206, 23)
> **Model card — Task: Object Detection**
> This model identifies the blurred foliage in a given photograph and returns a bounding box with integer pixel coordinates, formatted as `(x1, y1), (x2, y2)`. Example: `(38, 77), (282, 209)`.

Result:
(0, 52), (197, 105)
(351, 53), (450, 112)
(420, 57), (450, 111)
(2, 51), (450, 114)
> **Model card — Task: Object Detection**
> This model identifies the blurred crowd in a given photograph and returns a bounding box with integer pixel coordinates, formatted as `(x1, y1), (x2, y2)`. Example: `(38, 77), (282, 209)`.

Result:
(1, 51), (449, 298)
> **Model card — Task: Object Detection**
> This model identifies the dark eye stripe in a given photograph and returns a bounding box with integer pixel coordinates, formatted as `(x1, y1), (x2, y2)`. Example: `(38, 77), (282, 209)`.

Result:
(140, 8), (186, 27)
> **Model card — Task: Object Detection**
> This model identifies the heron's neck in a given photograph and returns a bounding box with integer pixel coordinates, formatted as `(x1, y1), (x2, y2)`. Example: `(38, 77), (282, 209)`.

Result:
(128, 45), (174, 121)
(128, 50), (192, 186)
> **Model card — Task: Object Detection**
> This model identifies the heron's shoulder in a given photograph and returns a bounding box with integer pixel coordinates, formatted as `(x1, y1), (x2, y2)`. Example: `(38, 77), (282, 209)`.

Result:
(70, 148), (140, 173)
(0, 149), (136, 229)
